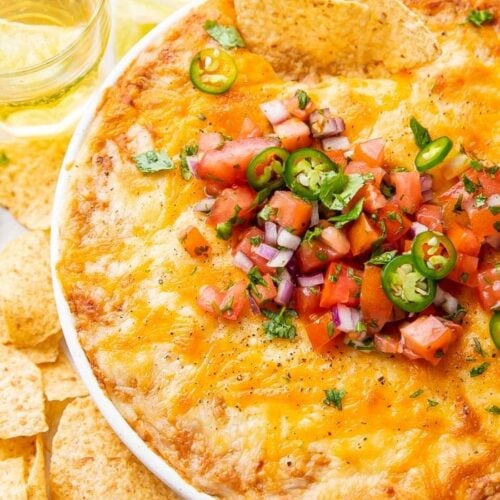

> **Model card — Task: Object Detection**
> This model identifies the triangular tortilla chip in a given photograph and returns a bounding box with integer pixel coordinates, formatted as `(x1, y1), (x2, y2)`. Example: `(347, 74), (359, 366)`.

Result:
(41, 354), (88, 401)
(26, 436), (47, 500)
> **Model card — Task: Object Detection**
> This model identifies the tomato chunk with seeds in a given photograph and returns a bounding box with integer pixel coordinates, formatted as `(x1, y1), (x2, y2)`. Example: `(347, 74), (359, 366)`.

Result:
(269, 191), (312, 236)
(320, 263), (362, 308)
(416, 204), (443, 232)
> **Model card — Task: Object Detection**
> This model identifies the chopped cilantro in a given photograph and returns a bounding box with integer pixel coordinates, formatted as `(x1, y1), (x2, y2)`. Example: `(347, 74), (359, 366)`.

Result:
(249, 236), (262, 246)
(495, 221), (500, 232)
(474, 194), (487, 208)
(329, 199), (364, 228)
(380, 182), (395, 199)
(262, 308), (297, 340)
(486, 405), (500, 415)
(323, 389), (346, 410)
(367, 250), (397, 266)
(0, 152), (9, 166)
(203, 20), (245, 49)
(470, 159), (483, 171)
(466, 10), (494, 27)
(409, 117), (431, 148)
(460, 272), (469, 283)
(320, 172), (370, 210)
(327, 321), (335, 338)
(470, 362), (489, 377)
(427, 399), (439, 407)
(220, 295), (234, 313)
(462, 175), (480, 194)
(216, 205), (241, 240)
(489, 205), (500, 216)
(303, 226), (323, 244)
(409, 389), (424, 399)
(295, 89), (311, 110)
(473, 337), (486, 357)
(179, 144), (198, 180)
(134, 150), (174, 173)
(258, 205), (275, 221)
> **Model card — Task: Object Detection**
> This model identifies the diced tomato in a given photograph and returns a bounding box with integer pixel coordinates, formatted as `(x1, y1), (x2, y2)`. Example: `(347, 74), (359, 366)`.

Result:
(400, 315), (460, 365)
(238, 117), (263, 139)
(274, 118), (312, 151)
(477, 170), (500, 197)
(235, 227), (276, 275)
(374, 333), (400, 354)
(296, 239), (337, 273)
(252, 274), (277, 305)
(198, 132), (223, 153)
(197, 281), (247, 321)
(477, 267), (500, 311)
(390, 171), (422, 214)
(446, 221), (481, 257)
(269, 191), (312, 236)
(347, 213), (381, 256)
(305, 313), (339, 351)
(295, 286), (322, 317)
(198, 137), (277, 186)
(354, 184), (387, 213)
(446, 253), (479, 287)
(320, 263), (362, 308)
(345, 162), (385, 187)
(376, 202), (411, 243)
(468, 207), (500, 239)
(283, 95), (315, 122)
(416, 204), (443, 232)
(207, 186), (256, 226)
(319, 225), (351, 257)
(360, 266), (393, 332)
(179, 226), (210, 258)
(353, 139), (384, 167)
(325, 149), (347, 169)
(204, 181), (224, 197)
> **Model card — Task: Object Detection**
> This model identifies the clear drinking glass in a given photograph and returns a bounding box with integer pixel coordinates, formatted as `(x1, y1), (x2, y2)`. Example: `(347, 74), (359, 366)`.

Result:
(0, 0), (111, 137)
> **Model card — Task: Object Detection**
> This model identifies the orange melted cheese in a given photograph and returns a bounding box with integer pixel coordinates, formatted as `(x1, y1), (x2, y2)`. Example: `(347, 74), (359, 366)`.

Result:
(58, 0), (500, 497)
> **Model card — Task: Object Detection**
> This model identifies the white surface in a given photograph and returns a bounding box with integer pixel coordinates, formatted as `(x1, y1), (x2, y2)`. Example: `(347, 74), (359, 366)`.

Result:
(51, 1), (210, 498)
(0, 207), (26, 250)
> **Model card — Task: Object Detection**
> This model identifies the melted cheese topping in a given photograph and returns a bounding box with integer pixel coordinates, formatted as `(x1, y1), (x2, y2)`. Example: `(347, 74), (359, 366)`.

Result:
(58, 0), (500, 496)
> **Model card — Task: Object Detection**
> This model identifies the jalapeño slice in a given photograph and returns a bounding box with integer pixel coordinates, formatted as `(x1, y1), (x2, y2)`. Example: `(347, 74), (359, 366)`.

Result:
(415, 136), (453, 171)
(411, 231), (457, 280)
(382, 255), (437, 312)
(190, 48), (238, 95)
(490, 312), (500, 350)
(284, 148), (337, 200)
(247, 147), (288, 190)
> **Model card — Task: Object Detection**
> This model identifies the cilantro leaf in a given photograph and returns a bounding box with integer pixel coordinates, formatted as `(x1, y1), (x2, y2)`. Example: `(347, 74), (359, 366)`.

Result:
(320, 172), (369, 210)
(179, 144), (198, 181)
(323, 389), (346, 410)
(303, 226), (323, 244)
(262, 308), (297, 340)
(204, 20), (245, 49)
(473, 337), (486, 357)
(134, 150), (174, 173)
(427, 399), (439, 407)
(489, 205), (500, 216)
(367, 250), (398, 266)
(470, 362), (489, 377)
(486, 405), (500, 415)
(329, 199), (364, 228)
(466, 10), (494, 27)
(410, 117), (431, 149)
(409, 389), (424, 398)
(463, 175), (480, 194)
(295, 89), (311, 110)
(0, 152), (9, 166)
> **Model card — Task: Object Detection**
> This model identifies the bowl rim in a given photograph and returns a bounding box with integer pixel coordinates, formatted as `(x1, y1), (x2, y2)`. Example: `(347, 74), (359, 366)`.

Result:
(50, 1), (211, 497)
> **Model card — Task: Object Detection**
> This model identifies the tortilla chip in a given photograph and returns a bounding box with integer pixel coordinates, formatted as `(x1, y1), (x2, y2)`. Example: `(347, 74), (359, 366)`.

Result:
(17, 332), (61, 365)
(41, 354), (88, 401)
(0, 457), (27, 499)
(0, 436), (35, 463)
(26, 435), (47, 500)
(50, 397), (177, 499)
(0, 134), (69, 230)
(0, 345), (47, 439)
(235, 0), (439, 79)
(0, 231), (59, 348)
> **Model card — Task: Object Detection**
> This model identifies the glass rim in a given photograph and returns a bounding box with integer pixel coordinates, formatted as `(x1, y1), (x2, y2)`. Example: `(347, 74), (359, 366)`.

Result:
(0, 0), (108, 79)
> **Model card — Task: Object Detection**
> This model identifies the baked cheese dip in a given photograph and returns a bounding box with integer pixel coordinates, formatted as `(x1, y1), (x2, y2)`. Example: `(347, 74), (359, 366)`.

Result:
(57, 0), (500, 497)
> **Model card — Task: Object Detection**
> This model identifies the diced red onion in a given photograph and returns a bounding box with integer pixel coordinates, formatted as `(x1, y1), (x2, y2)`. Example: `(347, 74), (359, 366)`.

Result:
(331, 304), (360, 333)
(233, 251), (254, 273)
(264, 221), (278, 246)
(433, 286), (459, 315)
(267, 249), (294, 268)
(485, 234), (500, 250)
(411, 221), (428, 237)
(487, 194), (500, 209)
(194, 197), (216, 213)
(309, 109), (345, 139)
(277, 228), (301, 250)
(275, 279), (294, 306)
(259, 100), (290, 125)
(310, 202), (319, 227)
(322, 135), (350, 151)
(422, 190), (433, 203)
(246, 291), (261, 315)
(280, 268), (293, 283)
(186, 156), (200, 178)
(297, 273), (324, 287)
(255, 243), (279, 261)
(420, 175), (433, 192)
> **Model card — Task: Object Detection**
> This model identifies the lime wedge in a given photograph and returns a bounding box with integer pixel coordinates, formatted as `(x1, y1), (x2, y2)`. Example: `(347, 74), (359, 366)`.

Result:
(0, 19), (82, 73)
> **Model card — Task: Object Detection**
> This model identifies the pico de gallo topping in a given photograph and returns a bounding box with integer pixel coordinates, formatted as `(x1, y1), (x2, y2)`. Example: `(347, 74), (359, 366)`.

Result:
(174, 90), (500, 365)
